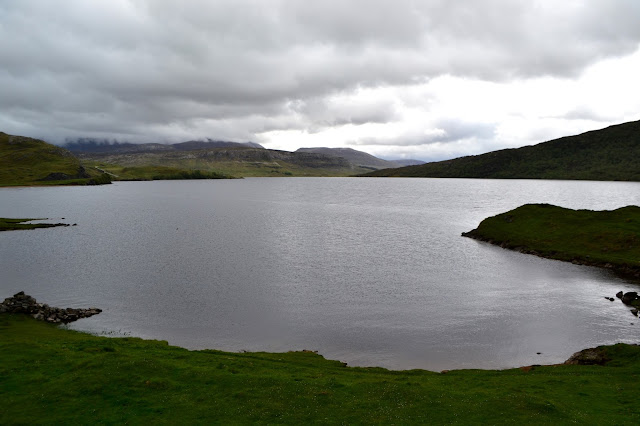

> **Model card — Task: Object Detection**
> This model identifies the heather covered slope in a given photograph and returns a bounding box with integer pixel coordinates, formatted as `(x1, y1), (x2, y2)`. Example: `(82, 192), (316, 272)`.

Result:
(364, 120), (640, 181)
(0, 132), (110, 186)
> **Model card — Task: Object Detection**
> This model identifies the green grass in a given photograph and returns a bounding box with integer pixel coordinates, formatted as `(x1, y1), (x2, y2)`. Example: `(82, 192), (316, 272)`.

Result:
(0, 218), (69, 231)
(463, 204), (640, 277)
(0, 132), (111, 186)
(1, 314), (640, 424)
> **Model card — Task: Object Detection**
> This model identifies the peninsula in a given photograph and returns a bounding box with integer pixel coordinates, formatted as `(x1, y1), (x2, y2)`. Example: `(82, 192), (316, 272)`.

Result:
(463, 204), (640, 281)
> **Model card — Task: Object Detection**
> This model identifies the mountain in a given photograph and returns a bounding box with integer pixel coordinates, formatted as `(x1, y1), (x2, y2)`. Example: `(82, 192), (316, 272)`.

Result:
(0, 132), (110, 185)
(64, 138), (264, 153)
(363, 120), (640, 181)
(296, 147), (403, 170)
(75, 146), (374, 177)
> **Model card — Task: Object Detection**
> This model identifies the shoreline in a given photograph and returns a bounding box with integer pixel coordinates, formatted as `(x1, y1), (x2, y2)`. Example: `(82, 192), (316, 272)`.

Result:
(2, 311), (640, 423)
(1, 291), (636, 373)
(462, 229), (640, 282)
(462, 204), (640, 283)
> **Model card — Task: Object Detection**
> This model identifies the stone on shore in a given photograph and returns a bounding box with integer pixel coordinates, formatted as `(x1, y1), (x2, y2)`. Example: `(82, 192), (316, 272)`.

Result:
(621, 292), (639, 305)
(0, 291), (101, 324)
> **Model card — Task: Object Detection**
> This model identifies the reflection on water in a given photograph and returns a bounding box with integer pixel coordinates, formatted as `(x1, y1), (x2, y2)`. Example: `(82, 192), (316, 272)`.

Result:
(1, 178), (639, 371)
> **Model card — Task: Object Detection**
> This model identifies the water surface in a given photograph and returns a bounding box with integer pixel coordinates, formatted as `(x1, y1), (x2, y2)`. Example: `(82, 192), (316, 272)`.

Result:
(1, 178), (639, 371)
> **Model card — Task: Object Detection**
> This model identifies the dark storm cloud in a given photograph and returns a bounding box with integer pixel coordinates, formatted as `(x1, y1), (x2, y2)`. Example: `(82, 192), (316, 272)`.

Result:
(0, 0), (639, 149)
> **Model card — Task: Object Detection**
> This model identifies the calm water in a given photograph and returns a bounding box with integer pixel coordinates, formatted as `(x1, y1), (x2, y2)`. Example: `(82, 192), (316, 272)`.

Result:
(1, 178), (639, 371)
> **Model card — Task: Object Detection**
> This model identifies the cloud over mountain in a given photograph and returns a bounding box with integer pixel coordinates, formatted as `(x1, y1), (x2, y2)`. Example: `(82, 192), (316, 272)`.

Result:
(1, 0), (639, 160)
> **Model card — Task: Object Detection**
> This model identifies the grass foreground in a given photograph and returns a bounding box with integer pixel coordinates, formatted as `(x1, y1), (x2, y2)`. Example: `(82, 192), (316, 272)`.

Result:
(463, 204), (640, 280)
(1, 314), (639, 424)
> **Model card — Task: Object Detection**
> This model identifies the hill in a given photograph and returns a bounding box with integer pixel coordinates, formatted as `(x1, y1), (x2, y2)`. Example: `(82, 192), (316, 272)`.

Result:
(0, 132), (110, 186)
(77, 146), (372, 178)
(296, 147), (402, 170)
(68, 140), (423, 177)
(363, 120), (640, 180)
(295, 147), (425, 170)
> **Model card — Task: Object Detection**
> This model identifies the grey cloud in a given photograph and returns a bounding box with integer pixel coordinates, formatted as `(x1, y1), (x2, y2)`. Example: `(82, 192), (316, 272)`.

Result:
(351, 120), (495, 147)
(560, 107), (614, 122)
(425, 120), (496, 144)
(290, 96), (399, 130)
(0, 0), (639, 147)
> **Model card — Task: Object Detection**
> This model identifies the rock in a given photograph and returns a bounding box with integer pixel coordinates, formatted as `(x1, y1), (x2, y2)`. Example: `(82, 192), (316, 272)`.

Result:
(565, 347), (610, 365)
(605, 297), (615, 302)
(621, 292), (639, 305)
(0, 292), (102, 324)
(631, 308), (639, 317)
(616, 291), (624, 299)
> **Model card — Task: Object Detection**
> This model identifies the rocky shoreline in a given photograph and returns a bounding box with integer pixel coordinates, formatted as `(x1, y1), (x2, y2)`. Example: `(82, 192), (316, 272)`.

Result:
(0, 291), (101, 323)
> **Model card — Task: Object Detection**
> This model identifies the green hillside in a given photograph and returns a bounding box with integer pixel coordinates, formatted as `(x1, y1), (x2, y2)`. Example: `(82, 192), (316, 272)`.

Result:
(463, 204), (640, 279)
(364, 120), (640, 180)
(0, 132), (110, 186)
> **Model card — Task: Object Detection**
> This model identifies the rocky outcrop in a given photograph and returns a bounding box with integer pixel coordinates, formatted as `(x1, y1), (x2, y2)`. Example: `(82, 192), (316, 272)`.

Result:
(38, 166), (91, 181)
(564, 347), (611, 365)
(620, 291), (639, 305)
(0, 291), (101, 323)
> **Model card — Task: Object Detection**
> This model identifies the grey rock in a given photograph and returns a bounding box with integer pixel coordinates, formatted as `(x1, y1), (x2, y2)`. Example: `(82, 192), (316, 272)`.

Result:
(0, 292), (102, 324)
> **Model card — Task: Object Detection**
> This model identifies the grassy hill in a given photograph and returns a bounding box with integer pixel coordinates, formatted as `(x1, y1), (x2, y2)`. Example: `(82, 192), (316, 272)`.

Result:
(78, 147), (373, 177)
(0, 132), (110, 186)
(2, 314), (640, 423)
(364, 120), (640, 181)
(296, 147), (403, 170)
(463, 204), (640, 279)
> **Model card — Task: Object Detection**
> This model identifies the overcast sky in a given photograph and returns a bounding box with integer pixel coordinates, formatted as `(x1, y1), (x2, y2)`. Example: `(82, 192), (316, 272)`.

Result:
(1, 0), (639, 161)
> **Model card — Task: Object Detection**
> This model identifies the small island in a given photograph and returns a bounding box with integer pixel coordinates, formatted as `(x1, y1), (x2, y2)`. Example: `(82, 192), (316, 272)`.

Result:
(463, 203), (640, 281)
(0, 217), (73, 231)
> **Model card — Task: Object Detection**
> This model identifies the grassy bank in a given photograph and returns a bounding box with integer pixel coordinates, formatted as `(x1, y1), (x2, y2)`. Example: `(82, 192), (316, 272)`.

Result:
(0, 218), (70, 231)
(1, 314), (639, 423)
(463, 204), (640, 279)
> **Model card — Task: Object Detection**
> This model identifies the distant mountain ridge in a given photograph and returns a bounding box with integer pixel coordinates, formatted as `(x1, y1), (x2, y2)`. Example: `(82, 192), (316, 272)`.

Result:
(75, 144), (373, 177)
(364, 120), (640, 181)
(296, 147), (424, 170)
(68, 138), (416, 176)
(64, 138), (264, 153)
